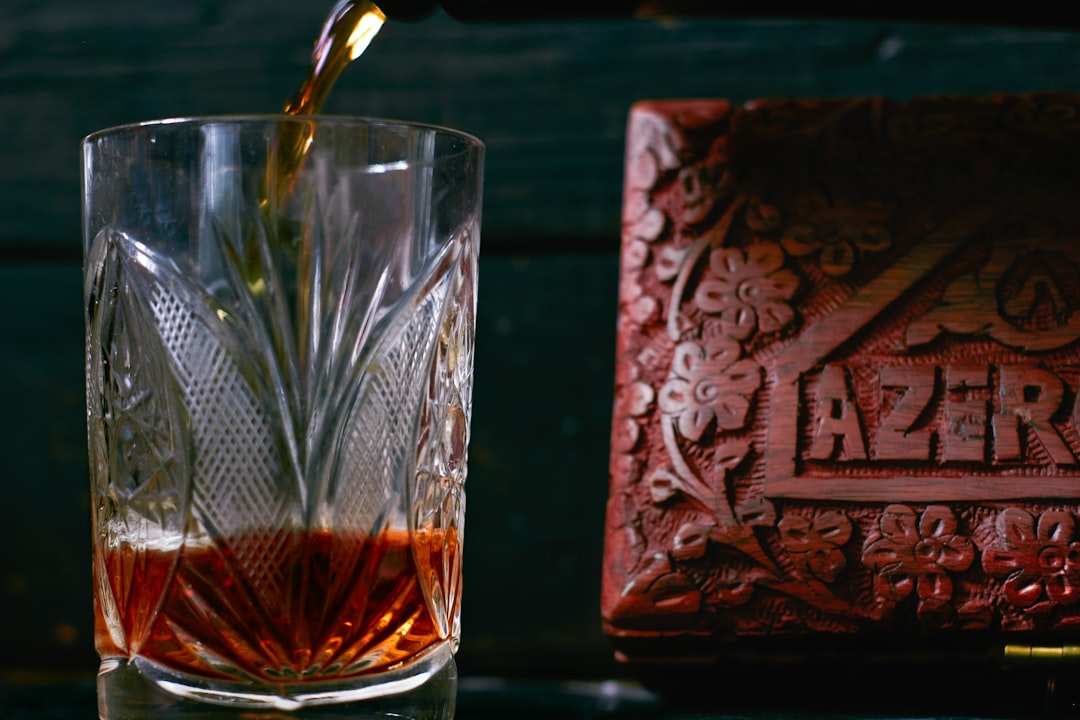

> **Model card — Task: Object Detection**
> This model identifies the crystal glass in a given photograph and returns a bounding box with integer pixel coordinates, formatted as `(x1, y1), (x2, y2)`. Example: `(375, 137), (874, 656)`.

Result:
(82, 116), (482, 718)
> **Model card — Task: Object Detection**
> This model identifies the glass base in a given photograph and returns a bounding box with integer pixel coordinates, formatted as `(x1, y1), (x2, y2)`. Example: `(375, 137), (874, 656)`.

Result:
(97, 642), (457, 720)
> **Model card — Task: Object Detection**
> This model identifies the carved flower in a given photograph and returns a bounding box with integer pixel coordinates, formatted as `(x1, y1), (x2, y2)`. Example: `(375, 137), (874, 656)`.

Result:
(620, 278), (660, 327)
(779, 511), (852, 583)
(982, 508), (1080, 608)
(744, 199), (782, 233)
(657, 336), (761, 441)
(997, 249), (1080, 333)
(610, 381), (656, 453)
(624, 189), (666, 244)
(655, 245), (687, 283)
(781, 194), (892, 277)
(862, 505), (975, 613)
(693, 242), (799, 340)
(622, 239), (650, 272)
(678, 163), (733, 224)
(622, 109), (681, 245)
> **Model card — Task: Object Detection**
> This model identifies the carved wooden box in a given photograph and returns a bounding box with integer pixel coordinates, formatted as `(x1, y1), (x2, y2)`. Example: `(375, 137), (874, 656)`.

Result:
(602, 94), (1080, 673)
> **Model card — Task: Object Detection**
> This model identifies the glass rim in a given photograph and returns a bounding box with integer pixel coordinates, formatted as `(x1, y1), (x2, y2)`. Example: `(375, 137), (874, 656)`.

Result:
(82, 113), (485, 152)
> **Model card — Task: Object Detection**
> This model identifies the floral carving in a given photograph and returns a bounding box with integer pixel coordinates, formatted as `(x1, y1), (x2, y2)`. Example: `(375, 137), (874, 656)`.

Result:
(610, 380), (656, 454)
(744, 199), (782, 234)
(693, 242), (799, 340)
(622, 109), (683, 246)
(678, 163), (733, 225)
(654, 245), (686, 283)
(624, 550), (759, 612)
(862, 505), (975, 616)
(982, 508), (1080, 608)
(997, 250), (1080, 332)
(779, 511), (852, 583)
(622, 553), (703, 615)
(644, 433), (777, 598)
(781, 193), (893, 277)
(704, 564), (757, 608)
(906, 240), (1080, 350)
(621, 280), (661, 327)
(657, 336), (761, 442)
(646, 440), (750, 512)
(624, 190), (666, 245)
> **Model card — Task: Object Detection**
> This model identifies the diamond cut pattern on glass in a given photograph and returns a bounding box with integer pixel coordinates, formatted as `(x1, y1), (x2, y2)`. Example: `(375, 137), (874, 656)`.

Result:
(86, 191), (475, 683)
(86, 228), (191, 656)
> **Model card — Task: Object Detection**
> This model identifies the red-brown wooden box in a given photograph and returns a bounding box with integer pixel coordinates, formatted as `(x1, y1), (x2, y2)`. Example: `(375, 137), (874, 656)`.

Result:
(602, 94), (1080, 691)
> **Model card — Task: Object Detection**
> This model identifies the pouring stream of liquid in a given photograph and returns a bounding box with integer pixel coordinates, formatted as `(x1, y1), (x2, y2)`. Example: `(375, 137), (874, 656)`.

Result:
(285, 0), (388, 116)
(267, 0), (388, 207)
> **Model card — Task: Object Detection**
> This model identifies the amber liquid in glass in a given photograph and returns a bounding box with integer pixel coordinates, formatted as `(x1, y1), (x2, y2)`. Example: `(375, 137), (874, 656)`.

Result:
(95, 529), (459, 681)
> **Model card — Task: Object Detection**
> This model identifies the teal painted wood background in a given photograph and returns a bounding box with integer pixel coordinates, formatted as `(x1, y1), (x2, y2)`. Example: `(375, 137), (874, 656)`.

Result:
(3, 1), (1080, 679)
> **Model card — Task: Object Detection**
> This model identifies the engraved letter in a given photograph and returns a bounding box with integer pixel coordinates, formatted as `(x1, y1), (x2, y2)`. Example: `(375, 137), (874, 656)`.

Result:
(996, 366), (1075, 465)
(876, 366), (934, 460)
(943, 365), (989, 463)
(809, 365), (868, 461)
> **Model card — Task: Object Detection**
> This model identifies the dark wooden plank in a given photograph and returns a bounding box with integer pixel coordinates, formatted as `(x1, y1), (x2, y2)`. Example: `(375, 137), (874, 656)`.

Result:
(4, 3), (1080, 250)
(460, 252), (621, 678)
(423, 2), (1080, 27)
(0, 264), (92, 671)
(0, 254), (621, 677)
